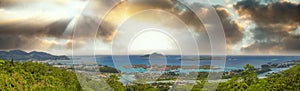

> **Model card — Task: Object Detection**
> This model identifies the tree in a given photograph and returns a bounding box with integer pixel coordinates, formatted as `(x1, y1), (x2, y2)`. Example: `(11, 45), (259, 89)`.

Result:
(106, 75), (125, 91)
(242, 64), (258, 86)
(0, 60), (82, 91)
(217, 64), (258, 90)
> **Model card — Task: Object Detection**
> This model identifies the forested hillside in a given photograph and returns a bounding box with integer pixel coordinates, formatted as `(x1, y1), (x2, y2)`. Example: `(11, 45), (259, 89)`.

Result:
(0, 60), (81, 91)
(216, 63), (300, 91)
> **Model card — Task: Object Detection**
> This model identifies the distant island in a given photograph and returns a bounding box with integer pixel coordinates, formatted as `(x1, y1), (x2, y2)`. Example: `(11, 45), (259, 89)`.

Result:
(0, 50), (70, 61)
(141, 52), (165, 58)
(180, 56), (231, 61)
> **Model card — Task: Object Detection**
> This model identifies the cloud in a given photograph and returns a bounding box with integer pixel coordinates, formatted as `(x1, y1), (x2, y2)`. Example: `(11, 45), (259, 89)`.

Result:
(234, 0), (300, 53)
(214, 5), (244, 45)
(0, 0), (89, 51)
(98, 0), (244, 45)
(98, 20), (117, 42)
(0, 18), (72, 50)
(97, 0), (205, 41)
(0, 34), (60, 51)
(0, 18), (72, 38)
(0, 0), (245, 54)
(65, 40), (87, 49)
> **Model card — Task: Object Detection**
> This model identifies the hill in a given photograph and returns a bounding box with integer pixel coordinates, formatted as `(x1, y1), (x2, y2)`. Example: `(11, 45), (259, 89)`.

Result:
(0, 60), (81, 90)
(0, 50), (70, 61)
(141, 52), (165, 58)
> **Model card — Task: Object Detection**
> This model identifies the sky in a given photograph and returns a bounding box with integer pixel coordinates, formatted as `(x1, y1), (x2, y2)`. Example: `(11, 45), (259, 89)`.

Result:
(0, 0), (300, 55)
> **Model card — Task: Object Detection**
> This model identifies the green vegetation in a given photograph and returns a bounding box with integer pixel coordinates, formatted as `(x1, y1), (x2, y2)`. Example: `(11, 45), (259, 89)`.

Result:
(99, 65), (119, 73)
(1, 59), (300, 91)
(104, 63), (300, 91)
(0, 50), (69, 61)
(158, 63), (300, 91)
(217, 63), (300, 90)
(77, 73), (113, 91)
(106, 75), (158, 91)
(0, 60), (81, 91)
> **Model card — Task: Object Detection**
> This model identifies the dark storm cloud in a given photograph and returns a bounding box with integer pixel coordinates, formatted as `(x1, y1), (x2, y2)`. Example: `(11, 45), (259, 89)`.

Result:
(214, 5), (244, 45)
(98, 19), (117, 42)
(0, 0), (120, 50)
(0, 19), (72, 37)
(234, 0), (300, 25)
(283, 35), (300, 50)
(73, 12), (118, 43)
(0, 18), (72, 50)
(0, 35), (51, 50)
(0, 0), (92, 50)
(234, 0), (300, 52)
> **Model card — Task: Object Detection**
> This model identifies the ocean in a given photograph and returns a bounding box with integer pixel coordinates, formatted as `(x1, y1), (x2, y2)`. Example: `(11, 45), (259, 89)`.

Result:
(62, 55), (300, 82)
(90, 55), (300, 73)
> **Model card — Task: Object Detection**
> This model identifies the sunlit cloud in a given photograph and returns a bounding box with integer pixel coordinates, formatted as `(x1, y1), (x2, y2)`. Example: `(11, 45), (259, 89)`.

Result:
(0, 0), (299, 55)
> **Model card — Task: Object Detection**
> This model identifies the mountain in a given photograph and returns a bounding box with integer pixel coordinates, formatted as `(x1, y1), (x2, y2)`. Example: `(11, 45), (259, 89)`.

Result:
(0, 50), (70, 61)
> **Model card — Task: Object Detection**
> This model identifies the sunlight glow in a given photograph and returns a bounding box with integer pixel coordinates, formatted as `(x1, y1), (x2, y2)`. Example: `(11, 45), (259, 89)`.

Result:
(129, 30), (177, 51)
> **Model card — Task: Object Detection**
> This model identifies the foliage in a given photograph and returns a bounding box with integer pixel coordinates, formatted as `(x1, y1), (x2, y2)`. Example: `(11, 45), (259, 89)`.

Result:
(106, 75), (125, 91)
(1, 59), (300, 91)
(103, 74), (162, 91)
(0, 60), (81, 91)
(217, 63), (300, 91)
(99, 65), (120, 73)
(125, 84), (157, 91)
(77, 73), (112, 91)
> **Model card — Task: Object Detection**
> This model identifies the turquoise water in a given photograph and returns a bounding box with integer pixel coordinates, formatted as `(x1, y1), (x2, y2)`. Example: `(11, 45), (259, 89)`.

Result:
(64, 55), (300, 84)
(94, 55), (300, 73)
(60, 55), (300, 73)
